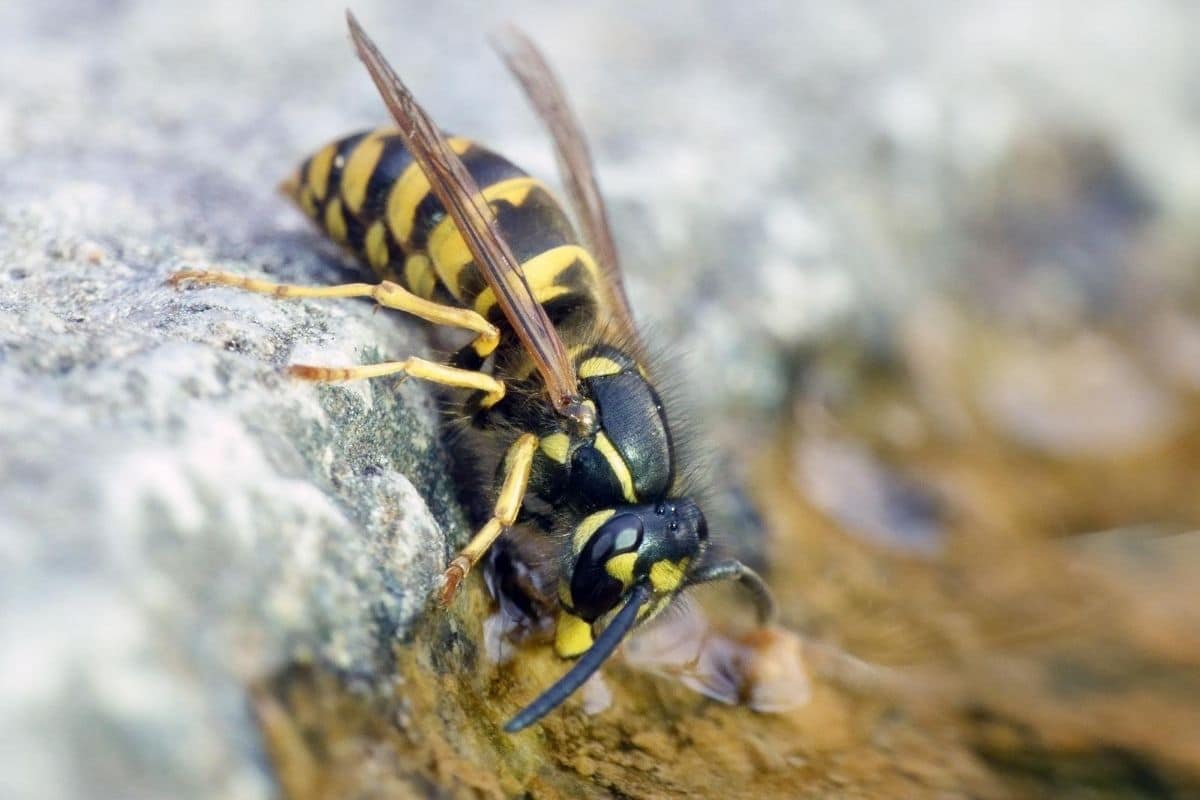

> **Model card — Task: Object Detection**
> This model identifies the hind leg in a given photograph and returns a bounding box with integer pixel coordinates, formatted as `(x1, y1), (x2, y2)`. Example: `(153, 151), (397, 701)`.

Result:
(170, 270), (499, 357)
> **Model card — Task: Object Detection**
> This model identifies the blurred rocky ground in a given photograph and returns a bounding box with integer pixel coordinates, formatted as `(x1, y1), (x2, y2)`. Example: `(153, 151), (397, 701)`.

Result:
(2, 1), (1199, 798)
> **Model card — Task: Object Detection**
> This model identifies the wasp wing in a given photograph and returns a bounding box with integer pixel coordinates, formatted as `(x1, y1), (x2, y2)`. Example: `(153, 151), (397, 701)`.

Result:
(492, 27), (641, 346)
(347, 12), (585, 418)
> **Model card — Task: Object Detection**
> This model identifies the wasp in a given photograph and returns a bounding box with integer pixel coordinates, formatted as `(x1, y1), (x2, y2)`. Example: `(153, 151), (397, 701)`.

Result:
(171, 11), (776, 732)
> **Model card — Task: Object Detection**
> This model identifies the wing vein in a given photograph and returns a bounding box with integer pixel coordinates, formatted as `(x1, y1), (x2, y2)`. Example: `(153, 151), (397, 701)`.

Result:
(493, 27), (641, 345)
(347, 12), (584, 416)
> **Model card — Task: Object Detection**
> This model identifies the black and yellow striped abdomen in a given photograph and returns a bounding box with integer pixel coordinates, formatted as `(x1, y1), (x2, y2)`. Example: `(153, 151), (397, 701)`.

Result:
(284, 127), (603, 329)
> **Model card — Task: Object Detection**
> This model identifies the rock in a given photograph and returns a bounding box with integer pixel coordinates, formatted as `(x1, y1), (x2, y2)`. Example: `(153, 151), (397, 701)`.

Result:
(0, 152), (467, 799)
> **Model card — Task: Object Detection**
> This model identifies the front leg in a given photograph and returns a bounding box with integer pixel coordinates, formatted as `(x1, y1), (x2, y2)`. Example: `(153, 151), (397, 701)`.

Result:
(439, 433), (538, 605)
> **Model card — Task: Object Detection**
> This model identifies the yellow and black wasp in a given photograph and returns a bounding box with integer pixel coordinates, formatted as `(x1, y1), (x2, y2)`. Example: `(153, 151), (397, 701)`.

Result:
(172, 12), (775, 732)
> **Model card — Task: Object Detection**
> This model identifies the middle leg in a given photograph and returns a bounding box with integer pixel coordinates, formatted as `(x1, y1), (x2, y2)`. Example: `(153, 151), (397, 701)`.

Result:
(289, 357), (506, 408)
(438, 433), (538, 605)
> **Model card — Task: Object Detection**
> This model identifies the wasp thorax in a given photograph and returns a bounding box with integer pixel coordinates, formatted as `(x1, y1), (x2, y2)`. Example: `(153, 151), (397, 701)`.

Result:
(535, 347), (676, 513)
(565, 499), (707, 623)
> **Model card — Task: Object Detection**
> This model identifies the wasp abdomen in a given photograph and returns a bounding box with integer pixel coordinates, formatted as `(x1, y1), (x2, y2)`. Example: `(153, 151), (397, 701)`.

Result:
(286, 127), (602, 328)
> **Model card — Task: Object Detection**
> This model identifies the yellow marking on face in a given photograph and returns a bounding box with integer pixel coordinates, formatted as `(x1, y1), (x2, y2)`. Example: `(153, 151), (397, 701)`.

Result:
(579, 356), (623, 378)
(386, 136), (472, 244)
(572, 509), (615, 554)
(594, 432), (637, 503)
(558, 580), (574, 609)
(649, 559), (686, 593)
(324, 196), (348, 243)
(605, 552), (638, 587)
(306, 143), (337, 201)
(403, 253), (437, 300)
(540, 432), (570, 464)
(471, 244), (588, 318)
(555, 611), (594, 658)
(340, 131), (390, 213)
(365, 221), (389, 272)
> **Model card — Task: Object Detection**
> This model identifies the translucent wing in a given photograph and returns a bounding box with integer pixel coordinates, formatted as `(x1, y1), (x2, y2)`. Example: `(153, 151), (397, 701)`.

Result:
(347, 13), (588, 421)
(492, 27), (641, 343)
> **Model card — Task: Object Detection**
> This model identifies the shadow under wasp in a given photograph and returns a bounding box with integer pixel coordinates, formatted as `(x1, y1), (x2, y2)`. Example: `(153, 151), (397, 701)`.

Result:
(171, 11), (776, 732)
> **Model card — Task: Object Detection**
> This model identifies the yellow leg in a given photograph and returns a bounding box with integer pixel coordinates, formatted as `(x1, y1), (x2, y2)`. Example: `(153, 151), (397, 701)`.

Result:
(169, 270), (499, 357)
(289, 356), (505, 407)
(439, 433), (537, 605)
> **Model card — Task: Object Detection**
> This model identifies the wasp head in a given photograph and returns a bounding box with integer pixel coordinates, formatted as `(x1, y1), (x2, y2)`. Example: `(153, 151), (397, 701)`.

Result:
(554, 499), (708, 654)
(503, 496), (777, 733)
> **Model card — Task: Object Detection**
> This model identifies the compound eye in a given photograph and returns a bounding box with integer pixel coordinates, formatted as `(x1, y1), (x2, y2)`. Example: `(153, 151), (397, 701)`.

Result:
(591, 513), (644, 561)
(570, 512), (645, 620)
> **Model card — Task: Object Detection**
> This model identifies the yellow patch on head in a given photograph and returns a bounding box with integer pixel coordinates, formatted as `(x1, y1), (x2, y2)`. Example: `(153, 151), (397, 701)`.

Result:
(306, 143), (337, 201)
(605, 552), (638, 587)
(579, 356), (623, 378)
(572, 509), (615, 554)
(324, 197), (348, 243)
(594, 432), (637, 503)
(555, 611), (594, 658)
(540, 432), (570, 464)
(649, 559), (686, 593)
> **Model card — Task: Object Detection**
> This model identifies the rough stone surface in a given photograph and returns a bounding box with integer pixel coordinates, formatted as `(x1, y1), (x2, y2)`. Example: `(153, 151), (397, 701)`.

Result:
(3, 1), (1200, 798)
(0, 150), (467, 798)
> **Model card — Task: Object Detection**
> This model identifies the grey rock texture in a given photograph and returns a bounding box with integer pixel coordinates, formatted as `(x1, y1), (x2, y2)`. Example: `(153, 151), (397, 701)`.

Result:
(3, 1), (1199, 798)
(0, 153), (465, 798)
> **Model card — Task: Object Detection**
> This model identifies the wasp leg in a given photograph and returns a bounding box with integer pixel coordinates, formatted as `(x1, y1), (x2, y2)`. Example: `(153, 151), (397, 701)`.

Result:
(169, 270), (500, 357)
(439, 433), (537, 606)
(687, 560), (777, 625)
(289, 357), (505, 407)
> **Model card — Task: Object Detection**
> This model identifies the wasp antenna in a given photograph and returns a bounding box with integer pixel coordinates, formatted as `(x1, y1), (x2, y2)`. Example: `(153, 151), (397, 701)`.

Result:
(687, 559), (777, 626)
(504, 583), (652, 733)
